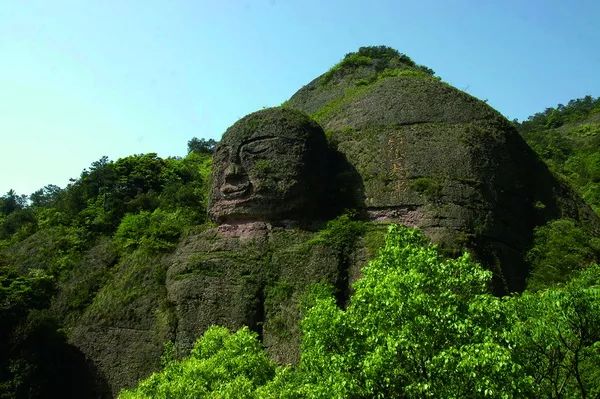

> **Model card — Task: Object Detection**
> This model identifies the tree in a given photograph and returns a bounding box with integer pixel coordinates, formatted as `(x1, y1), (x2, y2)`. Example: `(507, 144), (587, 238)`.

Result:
(294, 225), (531, 398)
(187, 137), (217, 154)
(29, 185), (62, 208)
(510, 265), (600, 398)
(526, 218), (600, 290)
(0, 190), (28, 216)
(119, 326), (276, 399)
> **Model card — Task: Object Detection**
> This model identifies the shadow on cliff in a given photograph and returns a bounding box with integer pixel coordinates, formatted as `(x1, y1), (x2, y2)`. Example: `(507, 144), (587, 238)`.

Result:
(1, 315), (110, 399)
(323, 146), (366, 221)
(472, 127), (600, 294)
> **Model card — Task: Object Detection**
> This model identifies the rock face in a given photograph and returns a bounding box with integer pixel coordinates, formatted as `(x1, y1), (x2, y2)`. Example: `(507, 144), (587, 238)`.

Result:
(165, 221), (372, 365)
(168, 108), (374, 364)
(62, 243), (172, 398)
(209, 108), (331, 223)
(286, 46), (599, 292)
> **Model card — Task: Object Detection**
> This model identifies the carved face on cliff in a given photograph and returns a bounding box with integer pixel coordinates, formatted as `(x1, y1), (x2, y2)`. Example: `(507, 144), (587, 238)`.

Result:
(208, 108), (329, 223)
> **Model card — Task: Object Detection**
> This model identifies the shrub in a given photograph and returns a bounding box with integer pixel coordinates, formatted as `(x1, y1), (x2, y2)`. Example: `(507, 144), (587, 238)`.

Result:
(119, 326), (276, 399)
(114, 209), (192, 253)
(526, 218), (600, 290)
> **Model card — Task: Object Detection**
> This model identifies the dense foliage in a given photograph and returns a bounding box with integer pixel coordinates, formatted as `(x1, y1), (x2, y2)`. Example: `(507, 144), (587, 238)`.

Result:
(120, 326), (276, 399)
(187, 137), (218, 155)
(518, 96), (600, 213)
(526, 218), (600, 290)
(120, 225), (600, 398)
(519, 96), (600, 133)
(0, 150), (213, 398)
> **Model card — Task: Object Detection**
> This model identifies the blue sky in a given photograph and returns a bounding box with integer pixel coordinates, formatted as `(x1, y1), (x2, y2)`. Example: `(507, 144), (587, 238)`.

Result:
(1, 0), (599, 195)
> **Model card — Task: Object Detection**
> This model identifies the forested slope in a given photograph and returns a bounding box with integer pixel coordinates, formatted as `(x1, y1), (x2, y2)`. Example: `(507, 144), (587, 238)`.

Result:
(1, 145), (213, 397)
(518, 96), (600, 214)
(517, 97), (600, 290)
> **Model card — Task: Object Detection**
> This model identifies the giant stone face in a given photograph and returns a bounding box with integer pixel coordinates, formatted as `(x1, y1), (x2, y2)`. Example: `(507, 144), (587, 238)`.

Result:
(209, 108), (329, 223)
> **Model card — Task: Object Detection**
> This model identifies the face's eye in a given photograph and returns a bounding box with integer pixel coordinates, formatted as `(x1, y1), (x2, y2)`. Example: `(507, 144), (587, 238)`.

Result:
(242, 138), (275, 156)
(214, 146), (230, 162)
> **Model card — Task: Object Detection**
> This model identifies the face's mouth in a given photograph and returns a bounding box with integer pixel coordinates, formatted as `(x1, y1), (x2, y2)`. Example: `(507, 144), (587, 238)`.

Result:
(220, 183), (251, 199)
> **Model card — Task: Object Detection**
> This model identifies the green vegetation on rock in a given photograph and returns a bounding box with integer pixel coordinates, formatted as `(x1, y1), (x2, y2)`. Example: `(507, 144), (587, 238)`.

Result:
(120, 225), (600, 398)
(320, 45), (434, 86)
(306, 213), (366, 255)
(519, 96), (600, 214)
(526, 218), (600, 290)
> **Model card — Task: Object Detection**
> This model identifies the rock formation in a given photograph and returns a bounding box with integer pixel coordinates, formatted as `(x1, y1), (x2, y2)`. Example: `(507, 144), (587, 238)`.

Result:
(60, 47), (599, 397)
(167, 107), (370, 366)
(286, 46), (599, 292)
(208, 108), (330, 223)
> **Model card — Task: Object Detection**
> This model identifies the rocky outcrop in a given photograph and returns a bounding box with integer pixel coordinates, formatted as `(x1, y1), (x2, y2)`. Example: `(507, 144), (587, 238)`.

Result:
(208, 108), (331, 224)
(286, 47), (599, 292)
(166, 221), (376, 365)
(64, 248), (172, 398)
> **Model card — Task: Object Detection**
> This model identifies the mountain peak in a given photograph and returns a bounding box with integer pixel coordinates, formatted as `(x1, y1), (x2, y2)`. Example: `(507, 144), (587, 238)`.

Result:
(320, 45), (435, 86)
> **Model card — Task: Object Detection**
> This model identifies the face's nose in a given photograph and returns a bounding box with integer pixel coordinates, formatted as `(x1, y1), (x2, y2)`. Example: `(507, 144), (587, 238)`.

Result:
(223, 157), (250, 188)
(224, 162), (243, 181)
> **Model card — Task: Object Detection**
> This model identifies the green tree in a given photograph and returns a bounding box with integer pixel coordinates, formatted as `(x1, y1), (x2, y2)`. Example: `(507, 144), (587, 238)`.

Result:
(526, 218), (600, 290)
(119, 326), (276, 399)
(293, 225), (531, 398)
(188, 137), (217, 154)
(0, 190), (27, 216)
(29, 185), (62, 208)
(0, 268), (55, 331)
(509, 265), (600, 398)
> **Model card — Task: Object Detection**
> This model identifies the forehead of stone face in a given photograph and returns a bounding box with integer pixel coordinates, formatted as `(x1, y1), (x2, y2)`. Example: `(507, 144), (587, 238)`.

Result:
(219, 107), (321, 146)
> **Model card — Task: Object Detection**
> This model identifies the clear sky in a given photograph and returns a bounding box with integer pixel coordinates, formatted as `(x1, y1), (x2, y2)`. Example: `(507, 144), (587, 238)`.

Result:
(1, 0), (599, 195)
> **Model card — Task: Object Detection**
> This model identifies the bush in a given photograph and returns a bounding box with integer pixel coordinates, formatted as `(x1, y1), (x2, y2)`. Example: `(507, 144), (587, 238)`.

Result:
(120, 326), (276, 399)
(526, 218), (600, 290)
(114, 209), (191, 253)
(320, 46), (435, 86)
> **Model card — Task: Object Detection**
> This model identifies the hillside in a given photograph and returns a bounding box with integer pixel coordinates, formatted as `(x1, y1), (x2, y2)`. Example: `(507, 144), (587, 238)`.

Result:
(0, 47), (599, 398)
(1, 150), (213, 397)
(518, 96), (600, 214)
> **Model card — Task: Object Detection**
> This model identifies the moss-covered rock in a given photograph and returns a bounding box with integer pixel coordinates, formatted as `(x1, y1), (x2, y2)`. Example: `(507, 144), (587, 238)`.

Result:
(165, 218), (376, 365)
(208, 107), (331, 223)
(65, 248), (172, 398)
(287, 46), (600, 292)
